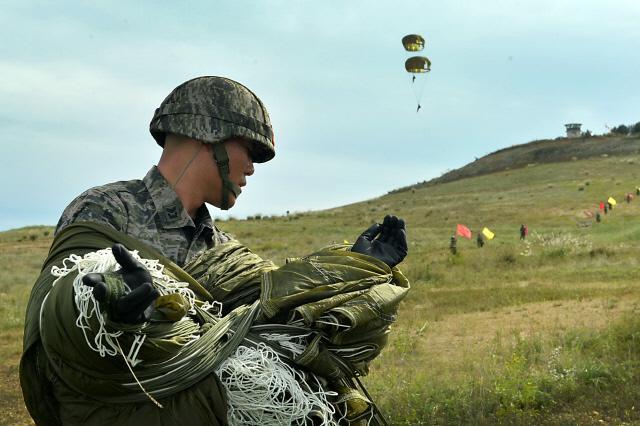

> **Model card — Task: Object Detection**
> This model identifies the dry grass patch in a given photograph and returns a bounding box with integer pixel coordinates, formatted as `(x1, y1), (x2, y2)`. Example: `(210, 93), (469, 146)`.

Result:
(417, 295), (640, 369)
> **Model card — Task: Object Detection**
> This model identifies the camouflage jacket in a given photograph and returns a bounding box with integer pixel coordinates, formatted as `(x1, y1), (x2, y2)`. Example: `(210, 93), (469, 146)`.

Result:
(55, 166), (230, 266)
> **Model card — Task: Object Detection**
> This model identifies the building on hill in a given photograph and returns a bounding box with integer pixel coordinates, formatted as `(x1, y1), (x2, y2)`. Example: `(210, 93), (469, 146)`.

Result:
(564, 123), (582, 138)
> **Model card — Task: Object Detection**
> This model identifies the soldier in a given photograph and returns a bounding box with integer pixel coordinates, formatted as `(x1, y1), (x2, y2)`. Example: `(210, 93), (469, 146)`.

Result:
(22, 76), (409, 425)
(519, 224), (528, 240)
(476, 232), (484, 248)
(54, 75), (407, 299)
(54, 77), (407, 267)
(449, 234), (457, 254)
(53, 76), (274, 267)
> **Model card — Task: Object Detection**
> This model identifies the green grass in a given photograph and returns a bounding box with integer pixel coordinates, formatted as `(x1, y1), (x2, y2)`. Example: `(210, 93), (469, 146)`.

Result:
(0, 227), (51, 425)
(4, 152), (640, 424)
(423, 134), (640, 186)
(364, 315), (640, 425)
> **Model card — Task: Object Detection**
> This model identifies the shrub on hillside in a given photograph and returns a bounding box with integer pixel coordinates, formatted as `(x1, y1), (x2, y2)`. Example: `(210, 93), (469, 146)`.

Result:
(631, 122), (640, 135)
(501, 253), (517, 265)
(589, 247), (614, 258)
(610, 124), (629, 135)
(522, 232), (592, 257)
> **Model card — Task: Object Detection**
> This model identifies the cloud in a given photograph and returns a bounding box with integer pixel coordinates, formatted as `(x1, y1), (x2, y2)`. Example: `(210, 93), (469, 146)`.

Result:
(0, 61), (159, 137)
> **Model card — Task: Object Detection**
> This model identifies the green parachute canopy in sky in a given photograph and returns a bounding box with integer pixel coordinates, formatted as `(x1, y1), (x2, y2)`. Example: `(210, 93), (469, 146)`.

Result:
(401, 34), (425, 51)
(405, 56), (431, 73)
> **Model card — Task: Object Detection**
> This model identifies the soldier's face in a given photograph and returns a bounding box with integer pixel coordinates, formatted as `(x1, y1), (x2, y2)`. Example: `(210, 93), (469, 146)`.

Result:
(206, 138), (254, 208)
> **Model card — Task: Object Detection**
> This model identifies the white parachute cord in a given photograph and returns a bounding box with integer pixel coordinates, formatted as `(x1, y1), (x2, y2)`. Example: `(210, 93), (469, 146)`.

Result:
(49, 247), (197, 366)
(257, 332), (312, 357)
(315, 318), (351, 330)
(115, 338), (164, 409)
(126, 253), (198, 315)
(410, 74), (428, 111)
(50, 249), (124, 358)
(216, 343), (338, 426)
(200, 300), (224, 318)
(336, 401), (349, 425)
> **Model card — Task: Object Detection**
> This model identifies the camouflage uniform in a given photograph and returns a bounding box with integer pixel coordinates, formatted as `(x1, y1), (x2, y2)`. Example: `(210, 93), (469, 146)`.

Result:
(55, 166), (231, 266)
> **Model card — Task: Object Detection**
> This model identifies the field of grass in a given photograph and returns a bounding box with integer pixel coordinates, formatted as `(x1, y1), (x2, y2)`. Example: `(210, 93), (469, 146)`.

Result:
(3, 153), (640, 424)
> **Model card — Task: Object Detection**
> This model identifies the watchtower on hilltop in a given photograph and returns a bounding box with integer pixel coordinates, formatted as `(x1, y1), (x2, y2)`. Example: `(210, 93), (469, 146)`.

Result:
(565, 123), (582, 138)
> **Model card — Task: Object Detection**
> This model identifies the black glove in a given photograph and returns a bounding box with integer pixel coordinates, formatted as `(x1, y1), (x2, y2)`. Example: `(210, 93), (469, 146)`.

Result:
(351, 215), (408, 267)
(82, 243), (159, 324)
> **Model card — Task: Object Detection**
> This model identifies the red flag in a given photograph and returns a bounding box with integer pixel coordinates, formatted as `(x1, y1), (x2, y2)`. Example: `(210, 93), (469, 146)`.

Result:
(456, 224), (472, 239)
(599, 202), (605, 211)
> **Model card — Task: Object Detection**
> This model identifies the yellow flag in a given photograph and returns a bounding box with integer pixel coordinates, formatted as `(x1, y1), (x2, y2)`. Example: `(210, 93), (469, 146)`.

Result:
(608, 197), (617, 206)
(482, 227), (495, 240)
(343, 239), (350, 244)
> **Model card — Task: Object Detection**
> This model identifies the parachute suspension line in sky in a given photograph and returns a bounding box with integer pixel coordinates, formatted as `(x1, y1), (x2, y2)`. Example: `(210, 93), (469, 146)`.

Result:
(402, 34), (431, 112)
(409, 70), (428, 112)
(405, 56), (431, 112)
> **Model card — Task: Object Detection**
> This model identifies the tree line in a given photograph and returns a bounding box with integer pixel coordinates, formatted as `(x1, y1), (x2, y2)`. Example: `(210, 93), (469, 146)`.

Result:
(608, 121), (640, 136)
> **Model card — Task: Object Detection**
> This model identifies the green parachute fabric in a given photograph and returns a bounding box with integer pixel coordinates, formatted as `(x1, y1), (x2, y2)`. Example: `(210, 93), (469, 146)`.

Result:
(401, 34), (425, 51)
(405, 56), (431, 73)
(21, 222), (236, 425)
(21, 222), (410, 425)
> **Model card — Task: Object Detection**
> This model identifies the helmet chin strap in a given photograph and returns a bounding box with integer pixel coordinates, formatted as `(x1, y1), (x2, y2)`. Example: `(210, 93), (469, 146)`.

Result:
(211, 143), (241, 210)
(171, 143), (203, 191)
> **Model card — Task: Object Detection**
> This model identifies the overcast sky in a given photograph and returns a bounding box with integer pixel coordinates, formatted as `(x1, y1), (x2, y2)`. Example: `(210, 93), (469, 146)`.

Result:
(2, 0), (639, 230)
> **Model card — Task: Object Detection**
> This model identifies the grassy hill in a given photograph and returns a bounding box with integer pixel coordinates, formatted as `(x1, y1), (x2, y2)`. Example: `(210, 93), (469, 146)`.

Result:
(3, 147), (640, 424)
(394, 134), (640, 191)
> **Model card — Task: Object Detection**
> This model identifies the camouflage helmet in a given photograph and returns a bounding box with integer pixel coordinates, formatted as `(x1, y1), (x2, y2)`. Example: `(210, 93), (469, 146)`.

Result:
(149, 76), (275, 163)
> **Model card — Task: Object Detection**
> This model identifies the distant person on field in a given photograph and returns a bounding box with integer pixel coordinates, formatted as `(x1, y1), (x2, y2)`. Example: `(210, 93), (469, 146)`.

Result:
(519, 224), (528, 240)
(449, 235), (457, 255)
(604, 203), (608, 214)
(476, 232), (484, 248)
(595, 212), (601, 223)
(626, 193), (632, 203)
